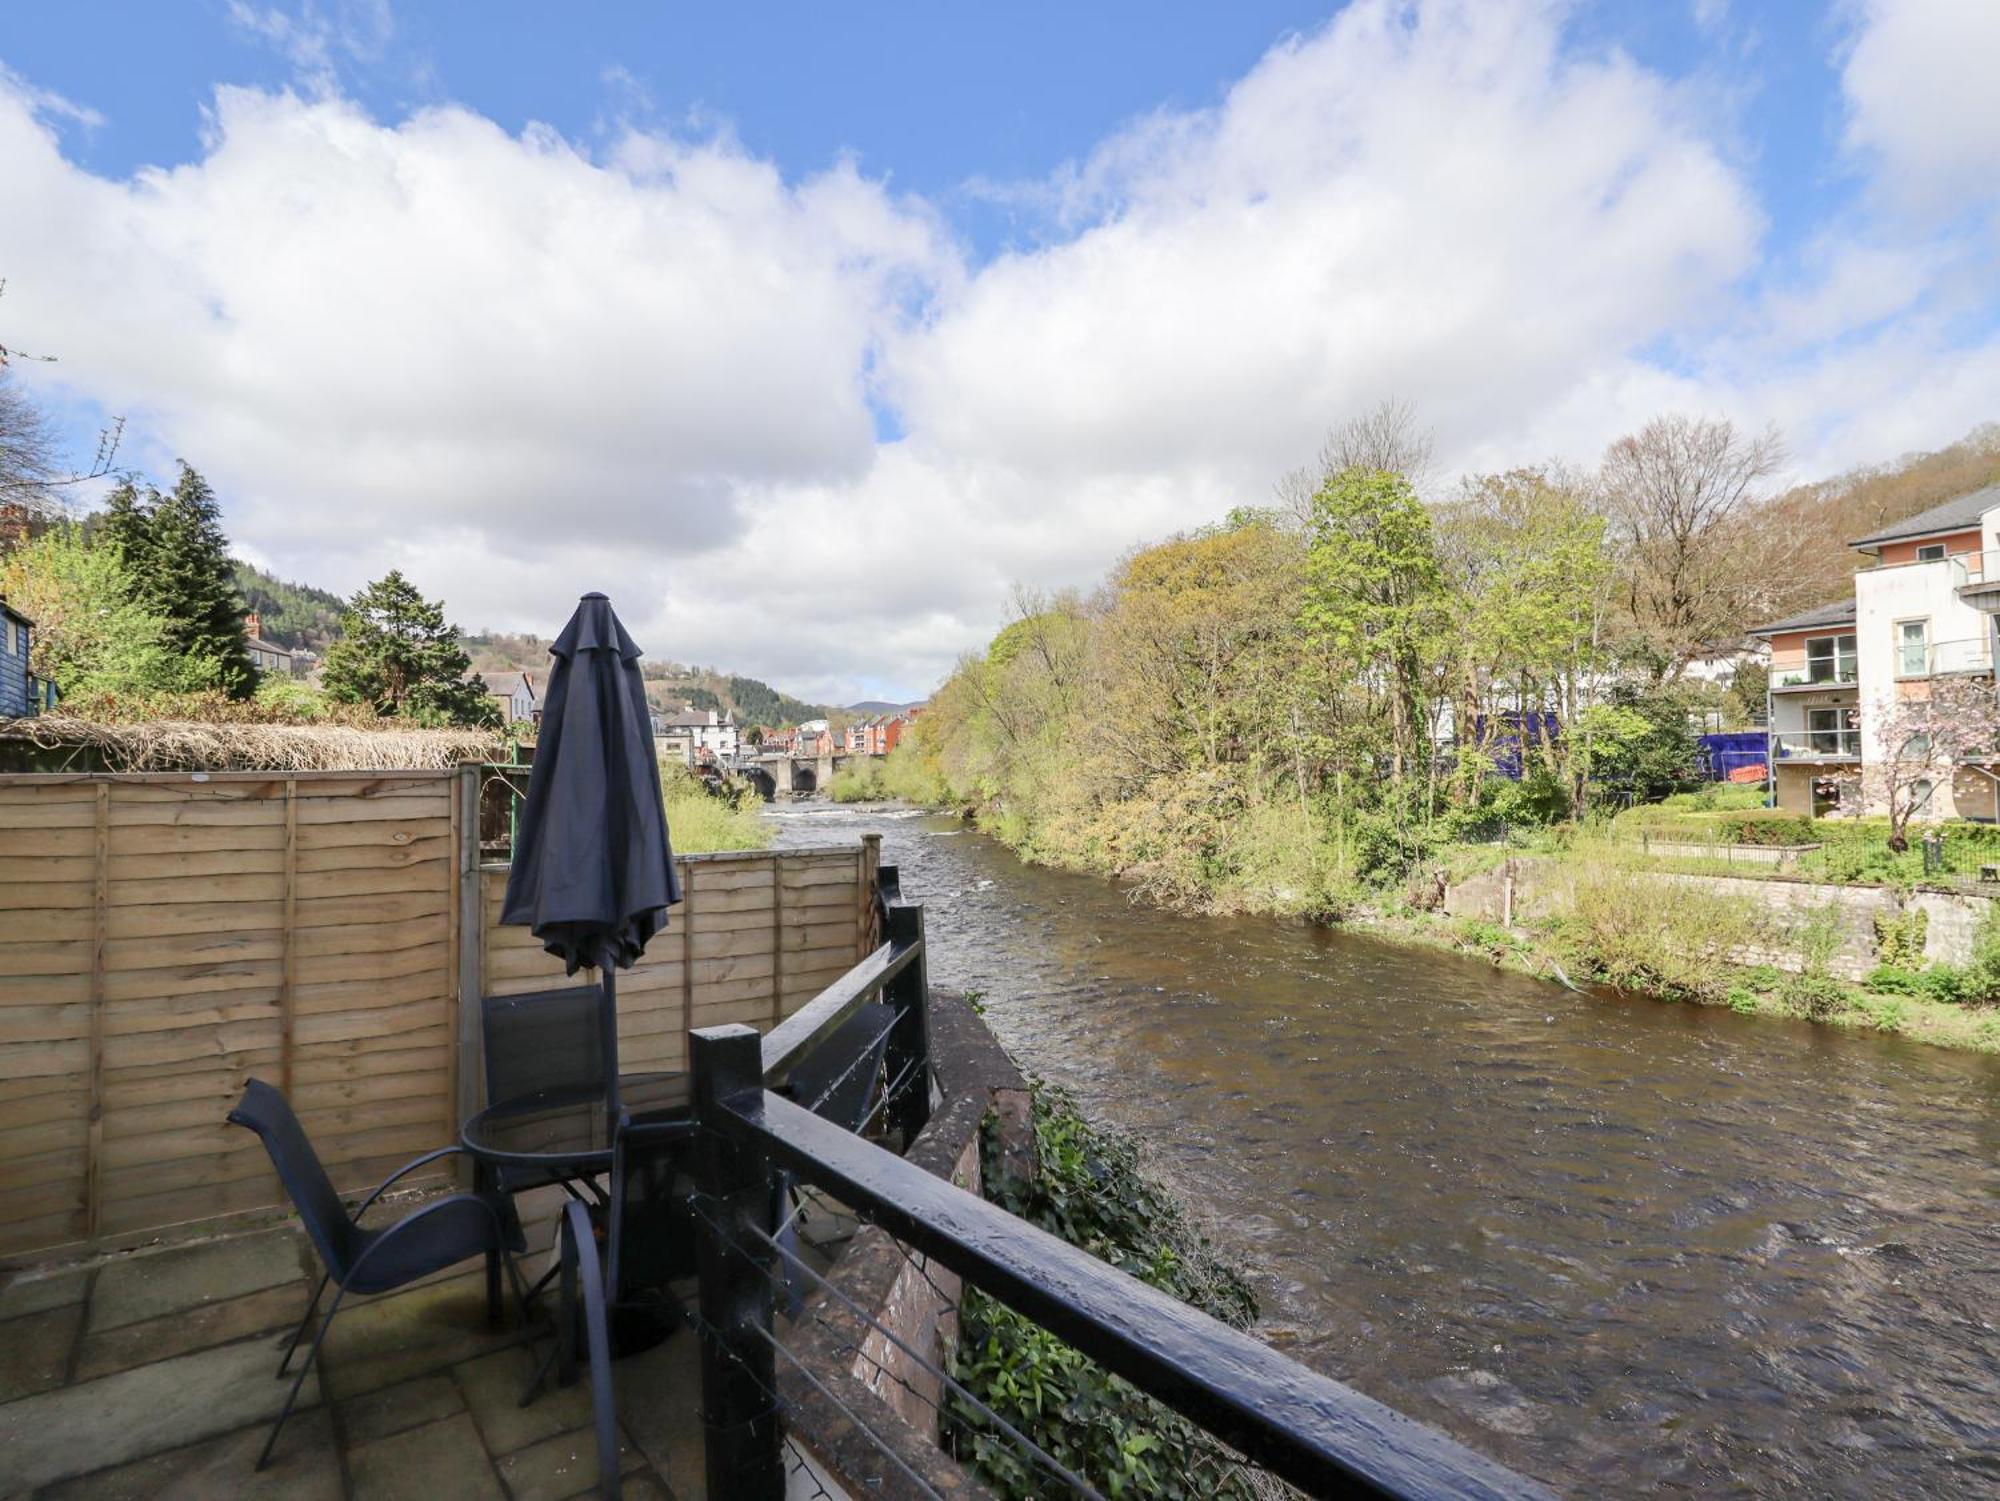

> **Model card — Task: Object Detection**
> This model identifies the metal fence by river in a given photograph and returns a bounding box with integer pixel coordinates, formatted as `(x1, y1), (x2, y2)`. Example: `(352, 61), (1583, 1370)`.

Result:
(769, 802), (2000, 1500)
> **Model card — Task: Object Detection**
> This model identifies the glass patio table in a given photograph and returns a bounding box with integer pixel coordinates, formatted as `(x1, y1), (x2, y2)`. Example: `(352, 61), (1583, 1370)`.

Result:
(459, 1071), (693, 1180)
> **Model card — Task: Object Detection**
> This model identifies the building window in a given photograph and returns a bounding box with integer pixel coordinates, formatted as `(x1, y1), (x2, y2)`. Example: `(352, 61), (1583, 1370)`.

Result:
(1897, 619), (1930, 677)
(3, 618), (13, 654)
(1915, 543), (1947, 562)
(1806, 707), (1852, 755)
(1804, 633), (1856, 682)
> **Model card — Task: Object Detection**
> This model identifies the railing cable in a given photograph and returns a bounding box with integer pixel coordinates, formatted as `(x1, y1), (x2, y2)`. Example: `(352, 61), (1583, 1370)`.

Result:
(745, 1320), (950, 1501)
(745, 1216), (1109, 1501)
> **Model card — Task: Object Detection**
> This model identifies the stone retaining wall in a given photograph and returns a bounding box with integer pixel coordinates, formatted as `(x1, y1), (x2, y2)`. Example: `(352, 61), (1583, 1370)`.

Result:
(1445, 858), (1993, 979)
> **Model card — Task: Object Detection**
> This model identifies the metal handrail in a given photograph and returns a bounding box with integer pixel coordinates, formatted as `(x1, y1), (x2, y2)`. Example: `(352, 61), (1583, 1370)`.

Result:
(761, 938), (921, 1084)
(686, 864), (1554, 1501)
(1772, 731), (1860, 758)
(699, 1075), (1551, 1500)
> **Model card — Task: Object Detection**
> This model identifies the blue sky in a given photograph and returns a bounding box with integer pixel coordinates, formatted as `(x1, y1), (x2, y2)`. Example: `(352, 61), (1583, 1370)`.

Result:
(3, 1), (1997, 701)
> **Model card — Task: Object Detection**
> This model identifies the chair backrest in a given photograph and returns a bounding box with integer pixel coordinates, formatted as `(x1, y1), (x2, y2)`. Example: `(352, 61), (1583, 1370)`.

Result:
(227, 1078), (360, 1278)
(481, 983), (606, 1107)
(787, 1002), (894, 1132)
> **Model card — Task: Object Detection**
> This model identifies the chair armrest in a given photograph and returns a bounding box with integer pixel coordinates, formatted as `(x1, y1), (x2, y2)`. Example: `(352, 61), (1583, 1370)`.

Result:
(354, 1144), (473, 1221)
(344, 1193), (512, 1292)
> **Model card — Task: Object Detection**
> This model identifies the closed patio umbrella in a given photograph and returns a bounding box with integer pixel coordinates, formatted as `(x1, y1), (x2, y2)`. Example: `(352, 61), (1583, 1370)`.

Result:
(500, 592), (680, 1131)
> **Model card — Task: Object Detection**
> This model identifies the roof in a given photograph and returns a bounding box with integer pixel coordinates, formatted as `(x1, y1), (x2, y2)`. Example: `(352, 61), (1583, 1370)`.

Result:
(1748, 599), (1858, 636)
(1847, 483), (2000, 550)
(0, 596), (29, 627)
(481, 671), (534, 699)
(661, 709), (717, 728)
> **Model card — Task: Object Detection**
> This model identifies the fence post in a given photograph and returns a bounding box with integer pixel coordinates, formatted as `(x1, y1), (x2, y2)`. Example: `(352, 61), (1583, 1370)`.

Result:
(883, 902), (931, 1141)
(690, 1024), (783, 1501)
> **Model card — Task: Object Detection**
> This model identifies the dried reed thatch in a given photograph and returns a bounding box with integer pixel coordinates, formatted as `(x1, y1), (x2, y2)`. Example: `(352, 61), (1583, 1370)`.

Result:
(0, 715), (506, 773)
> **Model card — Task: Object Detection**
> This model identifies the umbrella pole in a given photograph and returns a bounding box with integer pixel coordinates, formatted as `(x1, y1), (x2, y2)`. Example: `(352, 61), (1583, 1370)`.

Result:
(602, 947), (623, 1302)
(601, 948), (622, 1126)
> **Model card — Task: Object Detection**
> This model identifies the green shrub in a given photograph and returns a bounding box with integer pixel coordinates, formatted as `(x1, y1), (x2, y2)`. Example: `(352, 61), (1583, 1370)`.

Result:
(1781, 973), (1851, 1021)
(1865, 965), (1921, 995)
(947, 1085), (1260, 1500)
(1725, 984), (1759, 1015)
(1854, 993), (1910, 1032)
(1916, 965), (1968, 1004)
(1549, 864), (1764, 1003)
(1873, 908), (1929, 967)
(1742, 963), (1783, 989)
(1712, 810), (1819, 846)
(1963, 902), (2000, 1003)
(1793, 901), (1848, 979)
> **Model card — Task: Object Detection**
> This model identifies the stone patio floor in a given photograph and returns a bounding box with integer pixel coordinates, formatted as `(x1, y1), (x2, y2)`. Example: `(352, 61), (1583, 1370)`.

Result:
(0, 1185), (713, 1501)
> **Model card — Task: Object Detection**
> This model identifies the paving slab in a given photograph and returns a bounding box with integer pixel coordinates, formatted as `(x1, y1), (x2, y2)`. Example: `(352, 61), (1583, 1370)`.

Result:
(322, 1269), (526, 1400)
(611, 1329), (705, 1501)
(454, 1345), (595, 1457)
(0, 1301), (82, 1402)
(0, 1335), (322, 1493)
(492, 1422), (642, 1501)
(342, 1371), (468, 1447)
(347, 1411), (505, 1501)
(88, 1229), (307, 1332)
(0, 1264), (90, 1321)
(37, 1407), (342, 1501)
(73, 1280), (309, 1382)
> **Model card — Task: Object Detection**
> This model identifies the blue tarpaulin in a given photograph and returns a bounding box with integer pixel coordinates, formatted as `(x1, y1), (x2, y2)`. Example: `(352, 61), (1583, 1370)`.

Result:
(1697, 731), (1767, 783)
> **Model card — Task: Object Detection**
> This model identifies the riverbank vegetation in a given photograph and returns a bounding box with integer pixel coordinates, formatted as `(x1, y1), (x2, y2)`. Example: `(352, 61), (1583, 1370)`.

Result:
(827, 741), (950, 804)
(889, 406), (2000, 1047)
(660, 763), (771, 851)
(946, 1081), (1271, 1499)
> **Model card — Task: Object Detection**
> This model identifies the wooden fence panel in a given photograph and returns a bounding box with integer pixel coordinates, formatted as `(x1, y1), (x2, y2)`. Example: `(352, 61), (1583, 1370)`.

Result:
(1, 765), (881, 1263)
(476, 841), (873, 1083)
(0, 772), (458, 1257)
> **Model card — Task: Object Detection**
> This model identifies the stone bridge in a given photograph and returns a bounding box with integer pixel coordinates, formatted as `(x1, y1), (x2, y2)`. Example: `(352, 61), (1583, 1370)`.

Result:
(730, 749), (866, 800)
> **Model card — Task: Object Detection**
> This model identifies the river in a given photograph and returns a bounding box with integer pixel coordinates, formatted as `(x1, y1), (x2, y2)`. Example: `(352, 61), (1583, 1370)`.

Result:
(768, 802), (2000, 1498)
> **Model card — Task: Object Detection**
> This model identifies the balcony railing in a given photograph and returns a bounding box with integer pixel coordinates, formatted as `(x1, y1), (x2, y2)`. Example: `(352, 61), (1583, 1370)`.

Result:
(1772, 660), (1857, 689)
(1868, 549), (1989, 582)
(1772, 730), (1860, 759)
(1895, 636), (1995, 678)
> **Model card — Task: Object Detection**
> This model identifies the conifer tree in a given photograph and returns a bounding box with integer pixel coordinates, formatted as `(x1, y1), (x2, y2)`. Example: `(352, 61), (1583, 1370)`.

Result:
(320, 570), (501, 728)
(102, 466), (258, 698)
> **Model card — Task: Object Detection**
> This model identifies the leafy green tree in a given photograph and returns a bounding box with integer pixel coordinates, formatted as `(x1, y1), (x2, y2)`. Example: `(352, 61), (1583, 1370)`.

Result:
(1300, 467), (1447, 786)
(0, 524), (219, 700)
(1574, 685), (1701, 805)
(98, 466), (258, 698)
(320, 570), (501, 727)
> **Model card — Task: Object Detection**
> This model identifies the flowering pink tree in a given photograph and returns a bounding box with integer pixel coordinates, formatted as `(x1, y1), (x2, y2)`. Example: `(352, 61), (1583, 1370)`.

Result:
(1868, 674), (2000, 849)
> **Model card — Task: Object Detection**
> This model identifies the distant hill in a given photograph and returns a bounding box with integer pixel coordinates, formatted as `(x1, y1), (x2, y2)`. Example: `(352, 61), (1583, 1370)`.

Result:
(460, 631), (832, 726)
(847, 699), (926, 715)
(1750, 421), (2000, 623)
(231, 561), (346, 651)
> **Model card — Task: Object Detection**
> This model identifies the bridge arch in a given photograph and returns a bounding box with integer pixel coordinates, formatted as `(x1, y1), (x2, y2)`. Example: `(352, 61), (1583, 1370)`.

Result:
(740, 765), (777, 802)
(791, 765), (817, 796)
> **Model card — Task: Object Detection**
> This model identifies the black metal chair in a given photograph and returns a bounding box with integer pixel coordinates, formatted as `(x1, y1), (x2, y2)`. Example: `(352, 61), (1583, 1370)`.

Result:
(481, 983), (608, 1194)
(227, 1079), (529, 1469)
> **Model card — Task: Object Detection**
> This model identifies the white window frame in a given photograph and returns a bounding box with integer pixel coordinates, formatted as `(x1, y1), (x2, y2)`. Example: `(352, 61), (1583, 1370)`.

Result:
(1915, 542), (1948, 562)
(1803, 632), (1857, 683)
(1895, 617), (1931, 678)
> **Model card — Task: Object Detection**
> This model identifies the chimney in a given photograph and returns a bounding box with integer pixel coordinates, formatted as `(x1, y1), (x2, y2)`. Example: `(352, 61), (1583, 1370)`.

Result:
(244, 612), (262, 641)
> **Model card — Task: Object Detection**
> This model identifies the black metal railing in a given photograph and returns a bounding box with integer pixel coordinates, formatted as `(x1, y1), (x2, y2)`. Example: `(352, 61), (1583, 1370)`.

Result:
(686, 873), (1556, 1501)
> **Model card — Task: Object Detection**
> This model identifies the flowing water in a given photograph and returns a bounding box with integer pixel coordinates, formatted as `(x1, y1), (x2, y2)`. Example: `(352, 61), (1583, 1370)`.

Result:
(770, 803), (2000, 1498)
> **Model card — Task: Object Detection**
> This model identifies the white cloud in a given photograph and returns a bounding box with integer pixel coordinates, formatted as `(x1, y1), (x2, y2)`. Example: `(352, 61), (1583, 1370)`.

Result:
(1840, 0), (2000, 208)
(4, 0), (1999, 702)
